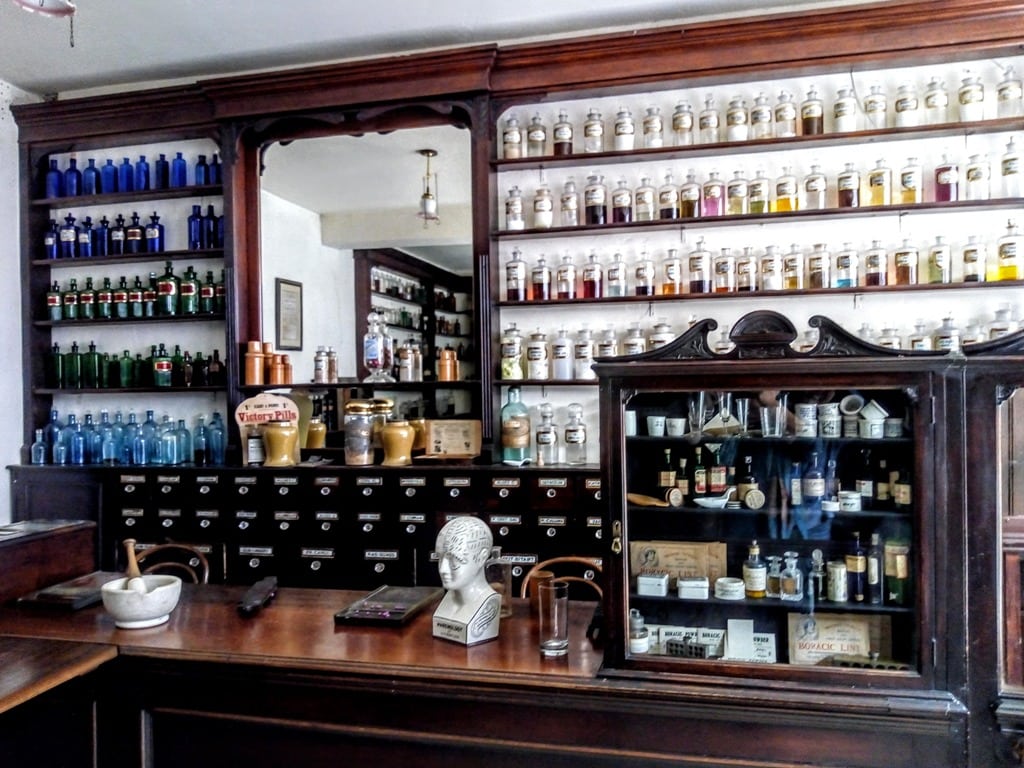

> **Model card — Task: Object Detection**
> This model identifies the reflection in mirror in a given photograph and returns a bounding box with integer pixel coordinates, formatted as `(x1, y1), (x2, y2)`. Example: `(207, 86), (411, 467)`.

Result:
(259, 125), (472, 384)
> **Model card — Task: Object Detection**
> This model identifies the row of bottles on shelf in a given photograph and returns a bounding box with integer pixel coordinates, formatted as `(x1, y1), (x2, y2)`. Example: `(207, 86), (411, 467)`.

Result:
(500, 65), (1023, 158)
(502, 142), (1022, 230)
(370, 267), (426, 304)
(362, 312), (471, 384)
(42, 152), (221, 198)
(503, 223), (1023, 302)
(242, 340), (295, 386)
(44, 341), (226, 390)
(32, 408), (227, 467)
(44, 205), (224, 260)
(45, 265), (226, 321)
(499, 387), (589, 466)
(858, 307), (1021, 352)
(372, 304), (425, 333)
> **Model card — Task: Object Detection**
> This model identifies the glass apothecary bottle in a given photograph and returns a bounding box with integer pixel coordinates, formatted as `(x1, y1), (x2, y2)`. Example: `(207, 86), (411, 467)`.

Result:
(957, 72), (985, 121)
(505, 185), (525, 230)
(597, 326), (618, 357)
(583, 107), (604, 153)
(532, 183), (553, 228)
(725, 96), (749, 142)
(526, 113), (547, 157)
(761, 245), (783, 291)
(934, 154), (960, 202)
(834, 242), (859, 288)
(807, 243), (830, 288)
(606, 252), (628, 297)
(780, 552), (804, 602)
(584, 172), (607, 225)
(502, 113), (523, 159)
(933, 316), (961, 352)
(774, 89), (797, 137)
(909, 320), (933, 350)
(564, 403), (587, 465)
(648, 319), (674, 350)
(833, 87), (858, 132)
(750, 92), (772, 139)
(658, 171), (680, 220)
(661, 248), (684, 295)
(699, 94), (720, 143)
(800, 85), (824, 135)
(727, 171), (749, 215)
(783, 244), (804, 290)
(997, 219), (1023, 281)
(893, 239), (919, 285)
(642, 106), (664, 148)
(500, 387), (531, 466)
(803, 164), (826, 210)
(713, 248), (736, 293)
(553, 109), (573, 155)
(363, 312), (395, 383)
(927, 236), (952, 284)
(924, 76), (950, 124)
(671, 101), (695, 146)
(679, 170), (701, 218)
(867, 159), (892, 206)
(862, 83), (888, 129)
(634, 176), (656, 221)
(582, 249), (603, 298)
(988, 305), (1017, 339)
(702, 170), (725, 217)
(613, 107), (635, 151)
(961, 235), (987, 282)
(535, 403), (558, 466)
(688, 238), (712, 294)
(634, 251), (656, 296)
(998, 65), (1024, 118)
(899, 157), (923, 204)
(736, 247), (757, 292)
(749, 169), (770, 214)
(965, 154), (991, 201)
(877, 327), (902, 349)
(500, 322), (525, 380)
(773, 167), (798, 212)
(560, 177), (580, 226)
(837, 162), (860, 208)
(743, 540), (767, 599)
(526, 330), (550, 381)
(894, 82), (921, 127)
(556, 253), (577, 299)
(622, 323), (646, 356)
(611, 178), (633, 223)
(551, 328), (573, 380)
(574, 326), (596, 380)
(532, 255), (552, 301)
(1002, 138), (1021, 198)
(506, 247), (527, 301)
(864, 240), (888, 286)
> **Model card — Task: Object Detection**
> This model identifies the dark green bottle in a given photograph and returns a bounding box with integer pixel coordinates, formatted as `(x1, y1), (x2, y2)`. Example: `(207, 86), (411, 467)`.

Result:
(152, 343), (173, 387)
(62, 341), (82, 389)
(81, 341), (101, 388)
(113, 276), (129, 319)
(78, 277), (96, 320)
(179, 266), (199, 315)
(156, 262), (179, 316)
(118, 350), (134, 388)
(46, 280), (62, 322)
(96, 277), (113, 320)
(129, 276), (145, 318)
(199, 270), (216, 314)
(61, 278), (79, 321)
(45, 342), (63, 388)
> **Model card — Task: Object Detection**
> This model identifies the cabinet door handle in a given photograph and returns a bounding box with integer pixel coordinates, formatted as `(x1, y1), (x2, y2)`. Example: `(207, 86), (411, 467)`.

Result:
(611, 519), (623, 555)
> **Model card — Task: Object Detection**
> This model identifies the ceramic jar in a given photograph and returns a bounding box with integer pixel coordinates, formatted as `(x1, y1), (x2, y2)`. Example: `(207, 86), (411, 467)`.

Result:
(262, 420), (298, 467)
(381, 420), (415, 466)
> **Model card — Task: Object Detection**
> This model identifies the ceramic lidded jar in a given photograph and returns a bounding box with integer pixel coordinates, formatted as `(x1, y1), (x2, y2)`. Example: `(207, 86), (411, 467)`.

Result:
(262, 419), (299, 467)
(381, 420), (415, 466)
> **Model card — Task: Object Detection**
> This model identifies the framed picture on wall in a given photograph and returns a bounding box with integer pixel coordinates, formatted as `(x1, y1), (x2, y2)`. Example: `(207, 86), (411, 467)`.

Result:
(275, 278), (303, 350)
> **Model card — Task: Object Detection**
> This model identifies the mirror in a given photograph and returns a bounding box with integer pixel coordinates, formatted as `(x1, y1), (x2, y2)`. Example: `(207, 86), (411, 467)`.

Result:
(258, 124), (473, 383)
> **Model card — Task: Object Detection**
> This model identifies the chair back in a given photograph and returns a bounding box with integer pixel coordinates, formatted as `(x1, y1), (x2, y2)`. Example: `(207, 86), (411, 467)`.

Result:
(134, 542), (211, 584)
(519, 556), (602, 599)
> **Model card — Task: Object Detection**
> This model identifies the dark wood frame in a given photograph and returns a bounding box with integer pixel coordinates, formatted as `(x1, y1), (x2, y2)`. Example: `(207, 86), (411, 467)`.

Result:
(273, 278), (303, 350)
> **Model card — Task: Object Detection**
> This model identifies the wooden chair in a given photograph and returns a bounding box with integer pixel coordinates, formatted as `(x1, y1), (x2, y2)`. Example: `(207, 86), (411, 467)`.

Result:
(519, 556), (603, 599)
(135, 543), (211, 584)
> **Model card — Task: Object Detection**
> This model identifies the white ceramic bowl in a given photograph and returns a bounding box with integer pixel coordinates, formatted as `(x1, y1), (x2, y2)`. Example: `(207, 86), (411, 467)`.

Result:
(694, 493), (731, 509)
(101, 575), (182, 629)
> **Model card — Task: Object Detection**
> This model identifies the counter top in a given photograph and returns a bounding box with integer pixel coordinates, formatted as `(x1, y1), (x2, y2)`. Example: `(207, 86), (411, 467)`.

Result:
(0, 584), (603, 691)
(0, 635), (115, 715)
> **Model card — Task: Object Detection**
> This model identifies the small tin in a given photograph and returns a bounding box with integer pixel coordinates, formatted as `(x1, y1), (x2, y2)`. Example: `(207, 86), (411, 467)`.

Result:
(677, 576), (710, 600)
(884, 417), (903, 437)
(819, 414), (841, 438)
(795, 418), (818, 437)
(859, 418), (885, 439)
(637, 572), (670, 597)
(794, 402), (818, 420)
(715, 577), (746, 600)
(827, 560), (848, 602)
(817, 402), (840, 418)
(843, 414), (859, 437)
(838, 490), (862, 511)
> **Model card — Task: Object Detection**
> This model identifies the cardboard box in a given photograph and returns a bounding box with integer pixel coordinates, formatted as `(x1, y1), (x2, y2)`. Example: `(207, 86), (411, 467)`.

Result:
(424, 419), (481, 458)
(629, 540), (728, 584)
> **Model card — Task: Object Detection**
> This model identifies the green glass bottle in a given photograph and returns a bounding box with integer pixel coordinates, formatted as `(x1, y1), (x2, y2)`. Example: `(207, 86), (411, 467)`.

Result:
(96, 277), (113, 320)
(179, 265), (199, 315)
(500, 386), (531, 466)
(78, 277), (96, 320)
(199, 270), (216, 314)
(81, 341), (101, 388)
(113, 276), (129, 319)
(152, 343), (173, 387)
(118, 349), (134, 388)
(61, 278), (79, 321)
(129, 276), (145, 318)
(46, 280), (62, 322)
(156, 262), (180, 316)
(62, 340), (82, 389)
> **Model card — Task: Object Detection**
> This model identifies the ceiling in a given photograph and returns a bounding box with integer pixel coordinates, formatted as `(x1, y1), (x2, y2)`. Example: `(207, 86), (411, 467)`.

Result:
(0, 0), (879, 273)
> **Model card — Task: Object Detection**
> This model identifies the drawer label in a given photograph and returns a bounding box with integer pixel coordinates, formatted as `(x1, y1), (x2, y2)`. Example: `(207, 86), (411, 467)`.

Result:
(239, 546), (273, 557)
(491, 477), (521, 489)
(236, 510), (257, 520)
(538, 477), (568, 488)
(235, 476), (258, 485)
(585, 478), (602, 490)
(400, 513), (426, 523)
(314, 476), (340, 487)
(119, 475), (146, 483)
(156, 475), (181, 484)
(364, 549), (399, 560)
(157, 509), (182, 518)
(274, 511), (299, 521)
(316, 512), (339, 521)
(301, 548), (335, 559)
(195, 475), (219, 484)
(444, 477), (470, 487)
(400, 477), (426, 487)
(273, 476), (299, 486)
(489, 515), (522, 525)
(357, 476), (383, 486)
(121, 508), (144, 517)
(196, 510), (220, 519)
(538, 516), (567, 526)
(358, 512), (382, 522)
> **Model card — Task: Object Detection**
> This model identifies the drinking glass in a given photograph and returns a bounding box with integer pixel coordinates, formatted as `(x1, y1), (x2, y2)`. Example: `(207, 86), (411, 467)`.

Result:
(687, 391), (707, 434)
(538, 579), (569, 657)
(735, 397), (751, 434)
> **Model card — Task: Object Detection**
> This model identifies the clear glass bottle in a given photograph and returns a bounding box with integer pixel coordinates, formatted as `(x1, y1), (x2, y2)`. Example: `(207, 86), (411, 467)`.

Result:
(713, 248), (736, 293)
(780, 551), (804, 602)
(582, 249), (604, 298)
(634, 250), (656, 296)
(500, 322), (525, 380)
(658, 170), (680, 220)
(597, 326), (618, 357)
(679, 170), (702, 218)
(867, 158), (892, 206)
(613, 107), (635, 151)
(743, 540), (767, 599)
(765, 555), (783, 598)
(803, 163), (827, 210)
(688, 237), (712, 294)
(862, 83), (888, 129)
(800, 85), (824, 135)
(749, 168), (770, 214)
(584, 172), (607, 225)
(505, 185), (525, 230)
(500, 387), (531, 466)
(807, 243), (830, 288)
(864, 240), (888, 286)
(671, 101), (695, 146)
(737, 247), (757, 292)
(30, 428), (47, 465)
(998, 218), (1023, 281)
(553, 109), (573, 155)
(927, 235), (952, 284)
(999, 65), (1024, 118)
(1002, 138), (1022, 198)
(965, 154), (991, 201)
(894, 82), (921, 127)
(661, 247), (684, 295)
(622, 322), (646, 356)
(642, 105), (664, 148)
(606, 252), (628, 297)
(833, 86), (858, 132)
(783, 243), (805, 289)
(550, 328), (573, 380)
(962, 235), (987, 282)
(699, 94), (720, 143)
(611, 178), (633, 223)
(773, 166), (798, 212)
(506, 247), (527, 301)
(761, 245), (783, 290)
(775, 89), (798, 138)
(726, 96), (749, 141)
(727, 170), (749, 215)
(877, 327), (902, 349)
(535, 402), (558, 466)
(526, 330), (550, 381)
(560, 177), (580, 226)
(924, 76), (950, 125)
(556, 253), (577, 299)
(583, 107), (604, 153)
(702, 170), (725, 216)
(531, 255), (552, 301)
(933, 315), (962, 352)
(894, 238), (920, 285)
(750, 92), (773, 139)
(909, 320), (933, 351)
(834, 242), (859, 288)
(837, 162), (861, 208)
(958, 72), (986, 121)
(532, 183), (553, 228)
(899, 157), (923, 204)
(935, 153), (960, 202)
(502, 113), (522, 159)
(526, 113), (547, 157)
(564, 402), (587, 465)
(574, 326), (596, 380)
(628, 609), (650, 654)
(634, 176), (656, 221)
(989, 305), (1018, 339)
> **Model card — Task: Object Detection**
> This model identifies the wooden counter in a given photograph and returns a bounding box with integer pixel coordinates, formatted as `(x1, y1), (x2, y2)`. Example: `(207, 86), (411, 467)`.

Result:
(0, 635), (114, 715)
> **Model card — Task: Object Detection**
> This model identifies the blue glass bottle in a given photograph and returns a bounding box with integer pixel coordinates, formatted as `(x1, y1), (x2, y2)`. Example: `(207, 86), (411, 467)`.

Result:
(101, 158), (118, 193)
(43, 409), (63, 455)
(109, 214), (126, 255)
(194, 154), (209, 186)
(134, 155), (150, 191)
(43, 218), (59, 259)
(77, 216), (93, 258)
(202, 205), (217, 249)
(209, 411), (226, 466)
(82, 412), (101, 464)
(216, 214), (225, 248)
(187, 205), (202, 250)
(31, 429), (48, 465)
(193, 416), (209, 466)
(175, 419), (192, 464)
(69, 423), (86, 466)
(170, 152), (187, 187)
(160, 418), (179, 466)
(59, 412), (78, 455)
(59, 214), (78, 259)
(154, 153), (169, 189)
(64, 158), (82, 197)
(93, 215), (110, 257)
(125, 212), (144, 254)
(141, 410), (160, 464)
(208, 153), (222, 184)
(118, 157), (134, 193)
(121, 412), (138, 464)
(45, 158), (64, 198)
(82, 159), (101, 194)
(145, 212), (164, 252)
(131, 427), (148, 466)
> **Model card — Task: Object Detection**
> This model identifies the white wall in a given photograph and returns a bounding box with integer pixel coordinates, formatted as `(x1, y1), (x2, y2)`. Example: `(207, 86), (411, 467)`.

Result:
(0, 80), (37, 524)
(260, 190), (355, 383)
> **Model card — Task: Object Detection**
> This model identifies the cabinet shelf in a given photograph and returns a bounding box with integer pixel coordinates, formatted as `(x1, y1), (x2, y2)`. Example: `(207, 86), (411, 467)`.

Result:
(370, 289), (426, 310)
(238, 379), (482, 395)
(32, 184), (224, 208)
(627, 503), (912, 519)
(494, 198), (1024, 240)
(626, 435), (914, 446)
(34, 313), (225, 327)
(493, 117), (1024, 172)
(497, 379), (598, 387)
(630, 591), (913, 614)
(33, 248), (224, 268)
(34, 385), (225, 395)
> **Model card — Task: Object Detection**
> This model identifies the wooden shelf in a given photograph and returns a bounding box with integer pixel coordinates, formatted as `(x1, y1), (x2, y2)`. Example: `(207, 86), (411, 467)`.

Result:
(32, 184), (223, 207)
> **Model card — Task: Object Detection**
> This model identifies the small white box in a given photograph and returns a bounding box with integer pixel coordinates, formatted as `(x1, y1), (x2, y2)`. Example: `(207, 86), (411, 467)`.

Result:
(677, 576), (710, 600)
(637, 572), (669, 597)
